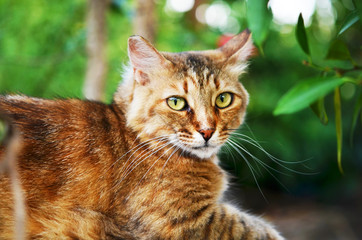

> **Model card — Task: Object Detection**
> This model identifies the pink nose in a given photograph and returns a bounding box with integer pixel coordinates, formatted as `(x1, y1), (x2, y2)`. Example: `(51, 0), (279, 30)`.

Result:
(198, 129), (215, 142)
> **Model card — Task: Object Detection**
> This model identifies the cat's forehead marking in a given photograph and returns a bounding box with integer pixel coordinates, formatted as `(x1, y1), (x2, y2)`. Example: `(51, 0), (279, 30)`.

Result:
(163, 51), (224, 93)
(183, 80), (188, 94)
(185, 55), (208, 72)
(183, 54), (219, 89)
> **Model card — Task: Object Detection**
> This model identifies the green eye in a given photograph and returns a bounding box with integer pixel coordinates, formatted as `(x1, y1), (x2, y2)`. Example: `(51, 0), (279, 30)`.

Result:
(216, 92), (233, 109)
(167, 97), (187, 111)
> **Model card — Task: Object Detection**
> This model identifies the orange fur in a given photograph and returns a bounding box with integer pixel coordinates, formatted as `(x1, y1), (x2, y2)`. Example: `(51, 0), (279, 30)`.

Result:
(0, 30), (283, 239)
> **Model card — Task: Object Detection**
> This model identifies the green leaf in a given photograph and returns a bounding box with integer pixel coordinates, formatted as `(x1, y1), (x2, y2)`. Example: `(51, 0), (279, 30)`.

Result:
(323, 60), (354, 70)
(310, 98), (328, 125)
(296, 13), (310, 56)
(246, 0), (272, 51)
(350, 91), (362, 145)
(338, 10), (360, 36)
(334, 88), (344, 174)
(353, 0), (362, 24)
(326, 39), (352, 61)
(274, 76), (352, 115)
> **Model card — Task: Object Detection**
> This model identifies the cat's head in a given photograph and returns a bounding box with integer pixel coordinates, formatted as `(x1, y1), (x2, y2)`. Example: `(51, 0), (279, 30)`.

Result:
(115, 30), (254, 159)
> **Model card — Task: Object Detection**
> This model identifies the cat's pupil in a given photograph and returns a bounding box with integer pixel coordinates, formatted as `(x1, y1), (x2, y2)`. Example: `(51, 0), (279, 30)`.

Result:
(220, 95), (225, 102)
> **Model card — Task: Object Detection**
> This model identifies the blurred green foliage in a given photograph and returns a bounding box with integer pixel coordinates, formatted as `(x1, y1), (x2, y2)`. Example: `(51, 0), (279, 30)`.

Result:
(0, 0), (361, 200)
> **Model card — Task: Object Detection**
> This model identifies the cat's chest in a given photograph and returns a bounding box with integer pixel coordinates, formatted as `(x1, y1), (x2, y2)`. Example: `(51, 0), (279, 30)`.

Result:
(123, 157), (226, 209)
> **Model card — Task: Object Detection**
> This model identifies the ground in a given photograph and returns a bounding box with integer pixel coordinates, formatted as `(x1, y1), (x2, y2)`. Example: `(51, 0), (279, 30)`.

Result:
(227, 185), (362, 240)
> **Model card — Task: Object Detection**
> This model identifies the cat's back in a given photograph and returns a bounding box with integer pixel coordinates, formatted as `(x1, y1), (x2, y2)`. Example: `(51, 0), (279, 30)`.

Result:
(0, 95), (127, 145)
(1, 95), (121, 134)
(0, 94), (131, 172)
(0, 95), (128, 204)
(0, 95), (133, 238)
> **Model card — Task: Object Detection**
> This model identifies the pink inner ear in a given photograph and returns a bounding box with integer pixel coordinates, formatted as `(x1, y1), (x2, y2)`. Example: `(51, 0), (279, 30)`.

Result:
(128, 36), (168, 72)
(134, 69), (150, 86)
(219, 29), (254, 63)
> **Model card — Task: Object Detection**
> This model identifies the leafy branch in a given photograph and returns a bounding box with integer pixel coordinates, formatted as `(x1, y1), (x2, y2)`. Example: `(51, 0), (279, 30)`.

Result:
(273, 11), (362, 174)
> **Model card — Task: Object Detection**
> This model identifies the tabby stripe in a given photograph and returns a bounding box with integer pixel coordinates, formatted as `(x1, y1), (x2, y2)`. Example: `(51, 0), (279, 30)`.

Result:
(219, 223), (227, 239)
(227, 218), (235, 239)
(188, 194), (213, 203)
(170, 203), (211, 226)
(205, 70), (212, 85)
(239, 219), (250, 240)
(218, 206), (228, 239)
(203, 211), (215, 239)
(213, 76), (220, 90)
(194, 204), (211, 219)
(109, 103), (123, 124)
(202, 206), (236, 239)
(147, 104), (156, 117)
(183, 81), (188, 94)
(220, 205), (226, 220)
(67, 232), (80, 240)
(185, 71), (197, 87)
(198, 174), (211, 182)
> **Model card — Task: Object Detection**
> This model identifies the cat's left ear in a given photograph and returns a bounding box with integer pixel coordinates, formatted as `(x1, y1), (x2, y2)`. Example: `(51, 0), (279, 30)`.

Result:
(128, 36), (172, 85)
(218, 29), (254, 75)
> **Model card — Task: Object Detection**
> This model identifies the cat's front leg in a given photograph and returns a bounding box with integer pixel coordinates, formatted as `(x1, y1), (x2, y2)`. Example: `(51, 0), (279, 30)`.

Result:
(202, 204), (284, 240)
(127, 199), (283, 240)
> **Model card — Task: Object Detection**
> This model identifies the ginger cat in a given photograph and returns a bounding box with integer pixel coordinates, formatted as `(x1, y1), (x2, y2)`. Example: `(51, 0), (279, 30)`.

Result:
(0, 30), (283, 239)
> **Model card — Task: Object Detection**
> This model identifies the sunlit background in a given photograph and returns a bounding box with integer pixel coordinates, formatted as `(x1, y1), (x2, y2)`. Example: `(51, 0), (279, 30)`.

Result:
(166, 0), (335, 32)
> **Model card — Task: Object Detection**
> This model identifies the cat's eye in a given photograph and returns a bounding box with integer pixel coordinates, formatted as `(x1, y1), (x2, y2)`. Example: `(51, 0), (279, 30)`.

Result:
(215, 92), (233, 109)
(167, 97), (187, 111)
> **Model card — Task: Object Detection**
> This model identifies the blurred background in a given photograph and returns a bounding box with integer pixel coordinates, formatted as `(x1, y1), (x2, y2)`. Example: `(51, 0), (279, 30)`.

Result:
(0, 0), (361, 239)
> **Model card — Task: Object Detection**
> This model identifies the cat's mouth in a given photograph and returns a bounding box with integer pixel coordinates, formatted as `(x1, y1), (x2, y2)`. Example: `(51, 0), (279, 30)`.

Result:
(191, 142), (209, 149)
(190, 142), (217, 151)
(179, 142), (220, 159)
(171, 133), (221, 159)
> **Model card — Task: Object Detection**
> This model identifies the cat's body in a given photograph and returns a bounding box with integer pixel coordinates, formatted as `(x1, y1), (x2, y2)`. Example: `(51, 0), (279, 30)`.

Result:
(0, 30), (283, 239)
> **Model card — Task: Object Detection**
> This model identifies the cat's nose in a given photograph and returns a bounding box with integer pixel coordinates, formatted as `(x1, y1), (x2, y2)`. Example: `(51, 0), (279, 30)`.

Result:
(198, 128), (215, 142)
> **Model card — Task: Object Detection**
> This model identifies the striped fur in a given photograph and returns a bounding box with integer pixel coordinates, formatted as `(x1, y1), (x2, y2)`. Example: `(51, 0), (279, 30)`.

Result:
(0, 30), (283, 239)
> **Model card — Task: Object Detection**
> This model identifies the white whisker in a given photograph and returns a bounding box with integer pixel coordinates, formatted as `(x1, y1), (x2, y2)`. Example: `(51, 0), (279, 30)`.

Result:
(229, 133), (315, 175)
(227, 139), (291, 192)
(226, 139), (267, 201)
(159, 143), (183, 178)
(108, 134), (167, 174)
(117, 136), (169, 176)
(120, 140), (173, 182)
(136, 140), (180, 186)
(229, 138), (292, 176)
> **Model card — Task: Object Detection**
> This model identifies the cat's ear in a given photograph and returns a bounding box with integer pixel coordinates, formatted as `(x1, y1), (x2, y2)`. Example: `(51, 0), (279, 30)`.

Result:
(218, 29), (254, 75)
(128, 36), (172, 85)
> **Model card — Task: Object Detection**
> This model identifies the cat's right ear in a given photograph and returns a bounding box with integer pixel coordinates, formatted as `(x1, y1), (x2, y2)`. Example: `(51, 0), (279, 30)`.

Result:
(218, 29), (254, 75)
(128, 36), (172, 85)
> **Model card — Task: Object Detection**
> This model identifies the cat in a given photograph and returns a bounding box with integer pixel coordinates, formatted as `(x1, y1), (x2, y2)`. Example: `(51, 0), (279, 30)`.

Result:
(0, 29), (284, 239)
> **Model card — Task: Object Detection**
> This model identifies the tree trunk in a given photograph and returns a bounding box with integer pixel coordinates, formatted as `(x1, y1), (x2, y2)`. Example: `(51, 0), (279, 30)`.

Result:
(133, 0), (156, 43)
(83, 0), (109, 101)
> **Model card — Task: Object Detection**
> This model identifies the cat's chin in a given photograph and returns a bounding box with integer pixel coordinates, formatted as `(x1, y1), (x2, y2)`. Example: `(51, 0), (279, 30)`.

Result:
(184, 145), (220, 160)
